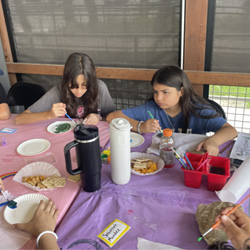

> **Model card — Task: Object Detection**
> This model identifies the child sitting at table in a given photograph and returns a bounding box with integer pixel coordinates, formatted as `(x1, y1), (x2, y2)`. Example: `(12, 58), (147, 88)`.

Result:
(15, 53), (115, 125)
(106, 65), (238, 156)
(0, 83), (10, 120)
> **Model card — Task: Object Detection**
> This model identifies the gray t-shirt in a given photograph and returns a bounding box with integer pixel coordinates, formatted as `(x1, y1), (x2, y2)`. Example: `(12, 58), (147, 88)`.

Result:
(28, 80), (115, 117)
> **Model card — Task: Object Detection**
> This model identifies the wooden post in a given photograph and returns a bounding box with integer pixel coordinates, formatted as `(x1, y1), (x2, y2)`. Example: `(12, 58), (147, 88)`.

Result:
(184, 0), (209, 96)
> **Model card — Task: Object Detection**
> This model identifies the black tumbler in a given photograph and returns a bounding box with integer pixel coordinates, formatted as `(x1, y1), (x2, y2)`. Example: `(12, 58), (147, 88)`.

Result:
(64, 124), (102, 192)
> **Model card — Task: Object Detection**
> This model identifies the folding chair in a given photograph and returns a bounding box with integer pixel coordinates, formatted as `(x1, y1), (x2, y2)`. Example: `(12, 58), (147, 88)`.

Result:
(7, 81), (46, 113)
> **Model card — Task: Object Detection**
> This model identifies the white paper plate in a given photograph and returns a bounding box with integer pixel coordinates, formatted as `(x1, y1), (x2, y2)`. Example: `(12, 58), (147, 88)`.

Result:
(17, 139), (51, 156)
(4, 193), (48, 224)
(47, 121), (75, 134)
(130, 132), (145, 147)
(131, 152), (164, 176)
(13, 161), (61, 191)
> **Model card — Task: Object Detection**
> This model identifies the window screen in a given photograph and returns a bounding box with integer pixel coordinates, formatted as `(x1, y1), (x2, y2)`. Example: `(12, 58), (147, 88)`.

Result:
(208, 0), (250, 133)
(5, 0), (181, 108)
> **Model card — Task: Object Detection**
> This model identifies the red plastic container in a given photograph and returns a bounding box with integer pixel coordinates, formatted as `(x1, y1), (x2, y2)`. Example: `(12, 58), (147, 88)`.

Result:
(181, 153), (230, 191)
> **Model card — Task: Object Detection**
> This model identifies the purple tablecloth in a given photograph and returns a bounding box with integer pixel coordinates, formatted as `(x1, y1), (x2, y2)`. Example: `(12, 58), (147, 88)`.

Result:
(56, 134), (248, 250)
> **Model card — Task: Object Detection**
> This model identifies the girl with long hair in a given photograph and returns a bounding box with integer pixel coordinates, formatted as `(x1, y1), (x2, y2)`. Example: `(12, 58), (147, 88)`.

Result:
(15, 53), (115, 125)
(107, 65), (238, 155)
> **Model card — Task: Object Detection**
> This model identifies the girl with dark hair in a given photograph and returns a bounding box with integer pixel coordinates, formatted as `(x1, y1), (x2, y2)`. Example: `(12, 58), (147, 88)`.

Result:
(15, 53), (115, 125)
(107, 65), (238, 155)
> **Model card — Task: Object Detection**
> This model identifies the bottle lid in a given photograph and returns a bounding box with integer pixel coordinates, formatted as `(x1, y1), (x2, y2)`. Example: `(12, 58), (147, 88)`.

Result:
(110, 118), (131, 131)
(163, 128), (172, 137)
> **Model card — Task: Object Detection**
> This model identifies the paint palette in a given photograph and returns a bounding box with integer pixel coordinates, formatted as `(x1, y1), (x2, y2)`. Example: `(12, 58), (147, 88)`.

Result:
(47, 121), (76, 134)
(130, 132), (145, 147)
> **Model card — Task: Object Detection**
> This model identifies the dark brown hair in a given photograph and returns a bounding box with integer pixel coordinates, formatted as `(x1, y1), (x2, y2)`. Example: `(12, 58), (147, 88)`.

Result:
(151, 65), (220, 133)
(60, 53), (98, 118)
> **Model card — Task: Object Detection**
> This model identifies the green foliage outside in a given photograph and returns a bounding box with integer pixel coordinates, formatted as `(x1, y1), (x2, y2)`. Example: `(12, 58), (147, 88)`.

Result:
(209, 85), (250, 108)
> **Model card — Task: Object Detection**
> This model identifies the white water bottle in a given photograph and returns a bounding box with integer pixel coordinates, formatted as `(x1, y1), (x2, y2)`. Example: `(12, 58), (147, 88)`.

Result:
(110, 118), (131, 185)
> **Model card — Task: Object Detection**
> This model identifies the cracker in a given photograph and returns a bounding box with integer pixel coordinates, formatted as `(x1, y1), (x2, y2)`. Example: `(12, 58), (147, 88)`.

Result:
(41, 178), (54, 189)
(67, 174), (81, 183)
(52, 177), (66, 187)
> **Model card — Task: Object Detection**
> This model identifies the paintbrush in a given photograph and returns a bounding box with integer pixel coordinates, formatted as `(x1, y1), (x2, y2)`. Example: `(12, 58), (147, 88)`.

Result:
(197, 194), (250, 242)
(184, 153), (194, 170)
(173, 148), (188, 169)
(147, 110), (163, 136)
(65, 113), (76, 124)
(196, 158), (210, 171)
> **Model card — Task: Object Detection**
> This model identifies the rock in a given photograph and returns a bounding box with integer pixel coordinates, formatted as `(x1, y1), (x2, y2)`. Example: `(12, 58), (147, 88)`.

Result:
(196, 201), (238, 246)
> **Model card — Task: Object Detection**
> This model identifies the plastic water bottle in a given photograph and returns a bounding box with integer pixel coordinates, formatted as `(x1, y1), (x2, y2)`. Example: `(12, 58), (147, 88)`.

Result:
(159, 128), (175, 168)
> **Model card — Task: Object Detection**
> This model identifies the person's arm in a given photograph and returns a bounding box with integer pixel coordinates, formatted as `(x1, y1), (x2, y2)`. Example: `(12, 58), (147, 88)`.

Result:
(106, 110), (161, 133)
(196, 122), (238, 155)
(0, 103), (10, 120)
(15, 103), (66, 125)
(215, 207), (250, 250)
(14, 199), (60, 250)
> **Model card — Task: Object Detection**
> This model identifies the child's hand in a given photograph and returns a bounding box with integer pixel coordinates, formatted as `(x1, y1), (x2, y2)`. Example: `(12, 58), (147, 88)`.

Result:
(50, 103), (66, 118)
(13, 199), (59, 236)
(196, 138), (219, 156)
(140, 119), (161, 134)
(84, 113), (100, 125)
(215, 207), (250, 250)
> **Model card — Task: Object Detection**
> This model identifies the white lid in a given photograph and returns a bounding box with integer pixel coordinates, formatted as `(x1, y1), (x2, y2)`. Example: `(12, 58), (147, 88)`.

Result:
(110, 118), (130, 130)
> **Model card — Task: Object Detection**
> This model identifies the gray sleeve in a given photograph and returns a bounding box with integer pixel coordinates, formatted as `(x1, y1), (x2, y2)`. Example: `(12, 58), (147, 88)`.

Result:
(28, 86), (61, 113)
(97, 80), (116, 117)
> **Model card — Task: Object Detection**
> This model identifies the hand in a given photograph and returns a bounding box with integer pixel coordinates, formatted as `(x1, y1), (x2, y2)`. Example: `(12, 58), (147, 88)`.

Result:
(50, 103), (66, 118)
(84, 113), (100, 125)
(215, 207), (250, 250)
(0, 178), (5, 191)
(196, 138), (219, 156)
(13, 199), (59, 237)
(140, 119), (161, 133)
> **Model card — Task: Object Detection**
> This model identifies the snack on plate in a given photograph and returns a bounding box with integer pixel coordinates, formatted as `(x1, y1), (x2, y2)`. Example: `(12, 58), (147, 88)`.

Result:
(131, 158), (157, 174)
(22, 175), (66, 189)
(67, 174), (81, 183)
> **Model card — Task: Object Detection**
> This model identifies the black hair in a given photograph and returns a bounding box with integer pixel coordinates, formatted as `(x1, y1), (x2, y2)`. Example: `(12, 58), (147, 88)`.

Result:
(150, 65), (220, 133)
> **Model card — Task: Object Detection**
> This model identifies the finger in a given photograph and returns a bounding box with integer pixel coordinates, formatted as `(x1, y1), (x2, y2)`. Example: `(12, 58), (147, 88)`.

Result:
(220, 215), (240, 235)
(53, 208), (59, 220)
(221, 207), (234, 215)
(36, 200), (46, 212)
(196, 142), (202, 151)
(45, 199), (54, 212)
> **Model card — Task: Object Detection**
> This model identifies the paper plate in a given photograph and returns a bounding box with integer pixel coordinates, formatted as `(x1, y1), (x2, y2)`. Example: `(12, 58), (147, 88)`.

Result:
(47, 121), (75, 134)
(4, 193), (48, 224)
(17, 139), (51, 156)
(130, 152), (164, 176)
(130, 132), (145, 148)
